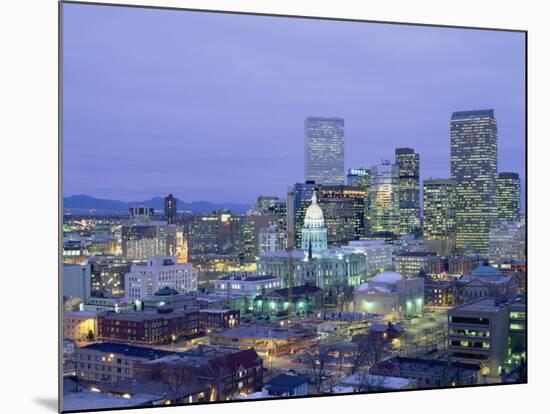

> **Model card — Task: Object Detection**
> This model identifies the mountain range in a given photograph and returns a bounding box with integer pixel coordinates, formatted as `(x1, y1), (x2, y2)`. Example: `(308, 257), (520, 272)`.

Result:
(63, 195), (252, 214)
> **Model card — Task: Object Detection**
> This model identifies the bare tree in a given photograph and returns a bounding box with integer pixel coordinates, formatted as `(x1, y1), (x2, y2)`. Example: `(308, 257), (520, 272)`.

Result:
(303, 348), (333, 394)
(355, 370), (387, 393)
(350, 339), (384, 374)
(149, 361), (198, 403)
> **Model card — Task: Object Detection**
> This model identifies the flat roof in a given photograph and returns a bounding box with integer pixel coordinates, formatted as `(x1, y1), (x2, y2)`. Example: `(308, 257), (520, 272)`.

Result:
(78, 342), (175, 359)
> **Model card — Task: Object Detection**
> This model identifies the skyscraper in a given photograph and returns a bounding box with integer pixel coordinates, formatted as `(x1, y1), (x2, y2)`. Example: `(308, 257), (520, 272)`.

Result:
(423, 179), (455, 237)
(317, 185), (365, 246)
(395, 148), (421, 234)
(423, 179), (456, 256)
(304, 117), (345, 185)
(164, 193), (177, 224)
(451, 109), (498, 254)
(497, 172), (521, 221)
(369, 161), (400, 236)
(347, 168), (371, 235)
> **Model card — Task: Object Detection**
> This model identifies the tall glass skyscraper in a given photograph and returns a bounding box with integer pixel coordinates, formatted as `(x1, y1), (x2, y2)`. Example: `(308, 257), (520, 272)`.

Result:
(497, 172), (521, 221)
(395, 148), (420, 234)
(164, 193), (177, 224)
(450, 109), (498, 254)
(369, 161), (400, 236)
(305, 117), (345, 185)
(347, 168), (371, 236)
(423, 179), (455, 237)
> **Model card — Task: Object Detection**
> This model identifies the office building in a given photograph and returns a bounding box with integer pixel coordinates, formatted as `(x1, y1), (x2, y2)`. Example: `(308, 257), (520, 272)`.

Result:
(395, 148), (421, 234)
(124, 256), (197, 301)
(63, 263), (92, 301)
(448, 298), (510, 377)
(423, 178), (456, 255)
(451, 109), (498, 254)
(369, 161), (400, 236)
(164, 193), (177, 224)
(63, 311), (101, 342)
(258, 225), (286, 255)
(489, 221), (526, 263)
(342, 240), (393, 276)
(497, 172), (521, 221)
(347, 168), (372, 235)
(394, 251), (443, 277)
(121, 221), (182, 260)
(318, 185), (366, 245)
(214, 273), (282, 296)
(304, 117), (345, 185)
(128, 205), (154, 221)
(257, 195), (287, 237)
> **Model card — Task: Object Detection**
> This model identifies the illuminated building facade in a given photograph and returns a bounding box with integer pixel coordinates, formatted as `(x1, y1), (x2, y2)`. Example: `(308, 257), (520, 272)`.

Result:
(124, 256), (198, 301)
(423, 178), (456, 256)
(300, 192), (328, 252)
(488, 221), (526, 263)
(353, 271), (424, 317)
(63, 311), (101, 342)
(304, 117), (345, 185)
(287, 181), (319, 248)
(448, 298), (509, 377)
(451, 109), (498, 254)
(342, 240), (393, 276)
(395, 148), (420, 234)
(347, 168), (371, 235)
(369, 161), (400, 236)
(497, 172), (521, 221)
(258, 224), (286, 255)
(393, 251), (442, 277)
(318, 185), (365, 245)
(121, 221), (183, 260)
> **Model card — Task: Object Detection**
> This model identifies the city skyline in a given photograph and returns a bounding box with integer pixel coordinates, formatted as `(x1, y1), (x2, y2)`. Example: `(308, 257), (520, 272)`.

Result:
(63, 4), (525, 205)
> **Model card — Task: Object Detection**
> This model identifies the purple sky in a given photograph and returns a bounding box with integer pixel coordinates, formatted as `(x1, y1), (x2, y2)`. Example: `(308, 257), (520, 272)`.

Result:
(63, 3), (525, 206)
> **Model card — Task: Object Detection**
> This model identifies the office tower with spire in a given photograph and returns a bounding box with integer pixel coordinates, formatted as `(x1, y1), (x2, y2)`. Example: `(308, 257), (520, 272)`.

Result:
(304, 117), (345, 185)
(395, 148), (421, 235)
(451, 109), (498, 254)
(497, 172), (521, 221)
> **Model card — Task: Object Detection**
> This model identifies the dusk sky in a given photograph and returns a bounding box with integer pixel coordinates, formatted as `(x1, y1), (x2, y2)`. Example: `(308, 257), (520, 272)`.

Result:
(63, 3), (525, 206)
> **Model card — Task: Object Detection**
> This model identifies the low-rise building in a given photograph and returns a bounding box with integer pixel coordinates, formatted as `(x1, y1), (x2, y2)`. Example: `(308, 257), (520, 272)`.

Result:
(98, 309), (200, 345)
(199, 309), (240, 331)
(342, 240), (393, 276)
(448, 298), (510, 377)
(370, 356), (482, 388)
(209, 324), (317, 356)
(135, 346), (264, 401)
(263, 374), (309, 397)
(353, 271), (424, 317)
(75, 342), (175, 384)
(394, 251), (442, 277)
(453, 265), (518, 304)
(253, 285), (324, 316)
(214, 274), (282, 297)
(63, 311), (102, 342)
(329, 373), (412, 393)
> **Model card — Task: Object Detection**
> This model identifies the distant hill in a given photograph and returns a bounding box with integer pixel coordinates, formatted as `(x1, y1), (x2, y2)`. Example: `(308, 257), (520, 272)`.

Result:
(63, 195), (251, 214)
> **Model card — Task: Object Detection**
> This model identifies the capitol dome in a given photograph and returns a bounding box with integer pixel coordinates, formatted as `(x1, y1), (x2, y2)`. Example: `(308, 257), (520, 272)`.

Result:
(300, 192), (328, 252)
(304, 192), (325, 227)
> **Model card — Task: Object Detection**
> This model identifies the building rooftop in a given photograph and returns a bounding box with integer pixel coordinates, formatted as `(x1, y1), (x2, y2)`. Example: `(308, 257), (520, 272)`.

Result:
(450, 298), (510, 313)
(396, 251), (437, 257)
(371, 271), (404, 284)
(375, 356), (481, 376)
(266, 374), (309, 390)
(77, 342), (175, 359)
(339, 373), (412, 390)
(218, 274), (279, 282)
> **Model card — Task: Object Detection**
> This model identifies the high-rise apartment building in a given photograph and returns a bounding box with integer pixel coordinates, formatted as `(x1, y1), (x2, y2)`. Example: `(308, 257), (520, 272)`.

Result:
(369, 161), (400, 236)
(451, 109), (498, 254)
(395, 148), (420, 234)
(497, 172), (521, 221)
(304, 117), (345, 185)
